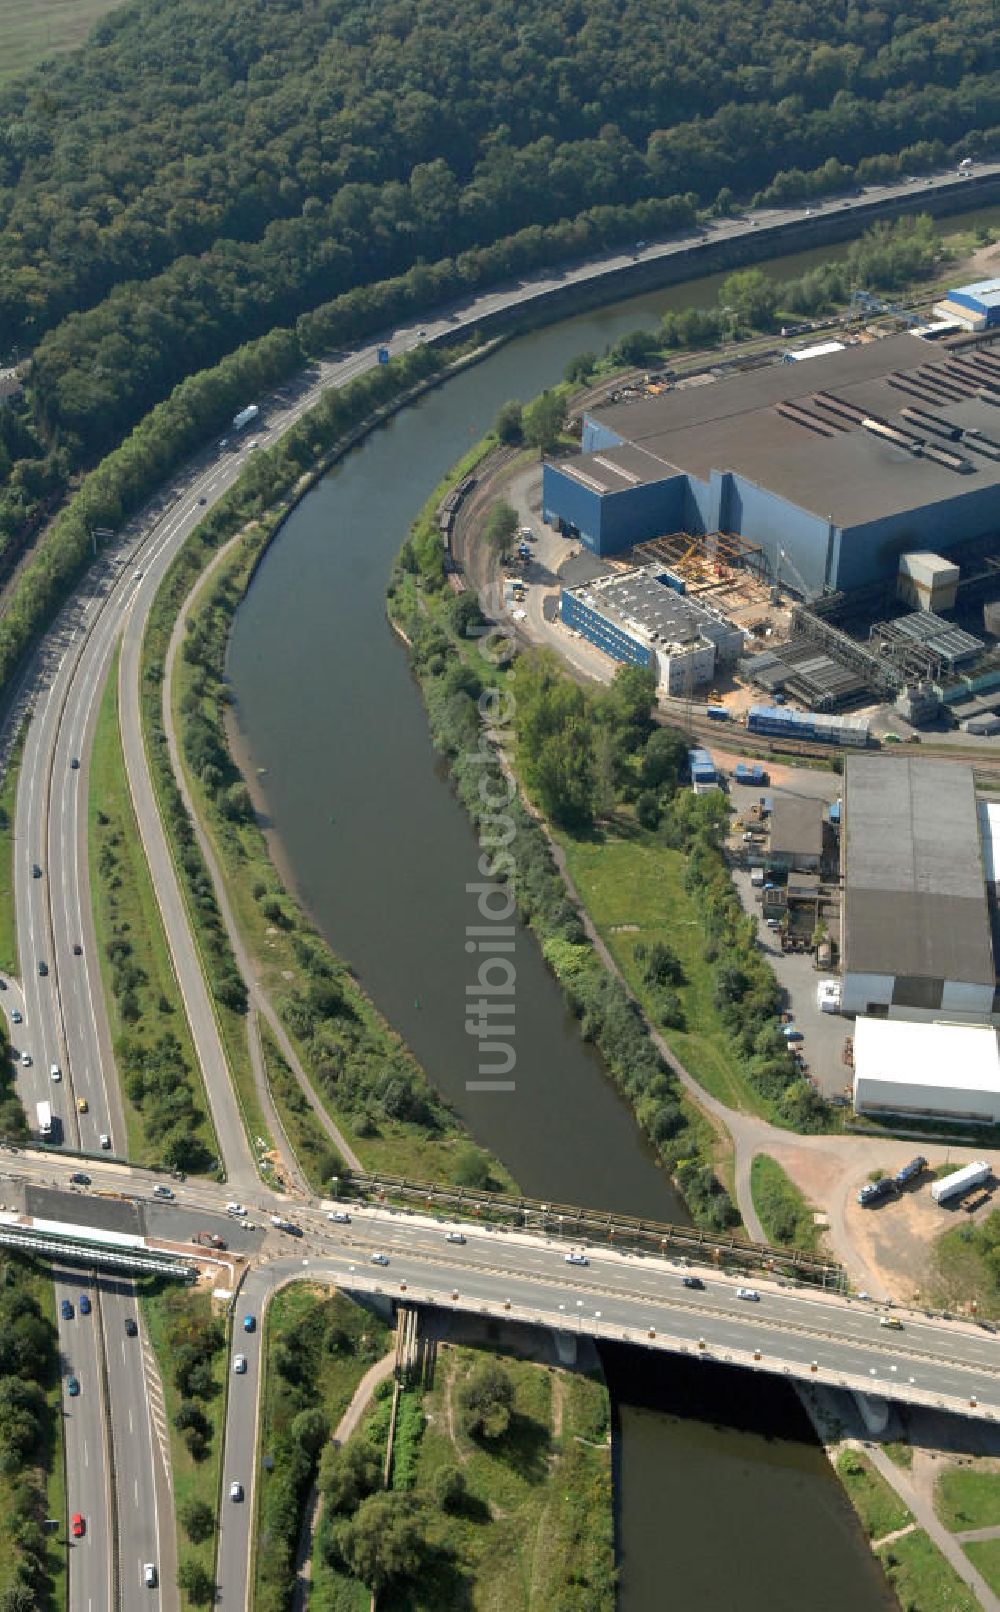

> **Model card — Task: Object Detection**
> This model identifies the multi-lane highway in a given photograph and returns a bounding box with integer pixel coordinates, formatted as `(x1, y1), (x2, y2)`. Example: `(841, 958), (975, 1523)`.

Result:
(4, 160), (1000, 1608)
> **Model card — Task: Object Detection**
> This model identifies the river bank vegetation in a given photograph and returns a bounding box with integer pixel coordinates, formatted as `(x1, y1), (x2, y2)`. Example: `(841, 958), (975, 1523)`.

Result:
(304, 1325), (614, 1612)
(142, 342), (511, 1190)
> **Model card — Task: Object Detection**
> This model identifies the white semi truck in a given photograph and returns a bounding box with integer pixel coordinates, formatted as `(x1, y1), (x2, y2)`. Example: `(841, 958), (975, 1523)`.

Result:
(930, 1160), (990, 1205)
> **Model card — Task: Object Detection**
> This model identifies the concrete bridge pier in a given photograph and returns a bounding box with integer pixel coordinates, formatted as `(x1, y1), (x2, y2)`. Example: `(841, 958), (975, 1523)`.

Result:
(552, 1330), (579, 1367)
(853, 1392), (891, 1437)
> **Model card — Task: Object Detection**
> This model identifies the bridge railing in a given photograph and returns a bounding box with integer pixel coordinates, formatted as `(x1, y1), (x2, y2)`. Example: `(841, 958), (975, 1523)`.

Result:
(332, 1169), (846, 1291)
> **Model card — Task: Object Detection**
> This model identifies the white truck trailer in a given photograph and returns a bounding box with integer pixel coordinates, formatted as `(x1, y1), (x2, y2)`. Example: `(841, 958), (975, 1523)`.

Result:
(36, 1100), (53, 1139)
(930, 1160), (990, 1205)
(232, 404), (260, 432)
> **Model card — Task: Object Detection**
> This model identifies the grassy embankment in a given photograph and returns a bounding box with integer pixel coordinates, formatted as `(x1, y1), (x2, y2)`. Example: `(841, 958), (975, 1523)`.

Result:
(935, 1466), (1000, 1595)
(309, 1337), (614, 1611)
(0, 719), (26, 976)
(88, 648), (218, 1169)
(560, 832), (774, 1120)
(836, 1449), (979, 1612)
(141, 1283), (227, 1610)
(931, 1210), (1000, 1321)
(254, 1284), (392, 1611)
(749, 1153), (823, 1252)
(0, 0), (120, 85)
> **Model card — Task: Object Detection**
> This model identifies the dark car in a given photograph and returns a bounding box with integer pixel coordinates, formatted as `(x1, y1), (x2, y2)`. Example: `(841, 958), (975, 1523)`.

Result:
(67, 1376), (80, 1397)
(70, 757), (80, 770)
(243, 1314), (256, 1333)
(38, 960), (48, 977)
(31, 863), (41, 879)
(124, 1318), (138, 1337)
(78, 1295), (91, 1316)
(72, 943), (83, 956)
(682, 1275), (705, 1290)
(69, 1172), (91, 1186)
(197, 495), (207, 505)
(60, 1299), (73, 1320)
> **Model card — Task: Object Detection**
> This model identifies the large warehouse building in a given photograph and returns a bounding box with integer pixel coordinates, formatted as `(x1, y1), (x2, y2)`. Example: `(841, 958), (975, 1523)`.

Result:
(543, 331), (1000, 594)
(841, 757), (997, 1023)
(852, 1017), (1000, 1124)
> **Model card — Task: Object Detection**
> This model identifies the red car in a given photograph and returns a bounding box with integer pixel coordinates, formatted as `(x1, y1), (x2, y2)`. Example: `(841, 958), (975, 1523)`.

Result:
(72, 1514), (85, 1539)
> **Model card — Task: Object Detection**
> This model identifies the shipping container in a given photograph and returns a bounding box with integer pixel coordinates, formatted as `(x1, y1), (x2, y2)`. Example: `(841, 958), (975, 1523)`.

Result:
(232, 404), (260, 432)
(931, 1161), (991, 1204)
(707, 706), (730, 721)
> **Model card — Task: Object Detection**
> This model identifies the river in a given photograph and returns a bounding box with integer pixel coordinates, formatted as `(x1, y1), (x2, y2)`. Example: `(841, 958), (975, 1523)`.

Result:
(227, 233), (917, 1608)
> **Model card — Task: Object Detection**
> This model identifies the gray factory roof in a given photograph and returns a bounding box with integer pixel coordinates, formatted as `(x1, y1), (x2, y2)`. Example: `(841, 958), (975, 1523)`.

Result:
(567, 566), (723, 646)
(844, 757), (995, 986)
(585, 332), (1000, 530)
(769, 795), (824, 859)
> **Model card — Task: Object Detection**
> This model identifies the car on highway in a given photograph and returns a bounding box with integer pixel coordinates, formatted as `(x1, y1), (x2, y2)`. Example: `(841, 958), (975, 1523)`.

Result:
(370, 1252), (390, 1266)
(124, 1318), (138, 1337)
(19, 1051), (31, 1066)
(879, 1316), (904, 1329)
(99, 1133), (111, 1150)
(736, 1287), (760, 1302)
(37, 960), (47, 976)
(31, 864), (41, 879)
(682, 1275), (705, 1290)
(327, 1210), (351, 1223)
(50, 1064), (61, 1082)
(69, 1172), (90, 1186)
(70, 757), (80, 769)
(198, 496), (207, 505)
(143, 1563), (157, 1588)
(445, 1232), (466, 1244)
(243, 1314), (256, 1333)
(152, 1184), (175, 1200)
(565, 1252), (589, 1267)
(71, 1513), (85, 1538)
(76, 1097), (87, 1113)
(60, 1300), (73, 1320)
(67, 1376), (80, 1397)
(11, 1010), (21, 1024)
(233, 1354), (247, 1374)
(78, 1295), (91, 1315)
(72, 943), (82, 956)
(229, 1480), (244, 1502)
(226, 1201), (247, 1217)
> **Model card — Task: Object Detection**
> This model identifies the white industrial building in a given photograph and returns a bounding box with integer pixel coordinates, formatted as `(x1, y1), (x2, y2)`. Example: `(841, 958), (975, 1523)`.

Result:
(841, 757), (997, 1023)
(896, 551), (960, 614)
(853, 1017), (1000, 1124)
